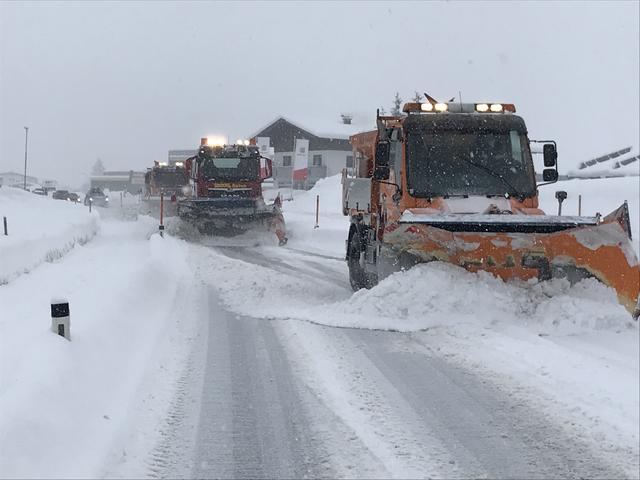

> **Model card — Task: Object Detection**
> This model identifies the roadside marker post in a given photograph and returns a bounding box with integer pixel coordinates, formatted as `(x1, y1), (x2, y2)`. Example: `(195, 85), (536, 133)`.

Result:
(159, 192), (165, 237)
(3, 216), (7, 236)
(578, 194), (582, 216)
(314, 195), (319, 229)
(51, 299), (70, 341)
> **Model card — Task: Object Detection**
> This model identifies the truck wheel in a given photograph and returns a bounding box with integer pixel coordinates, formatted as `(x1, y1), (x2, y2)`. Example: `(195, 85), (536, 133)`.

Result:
(348, 233), (368, 291)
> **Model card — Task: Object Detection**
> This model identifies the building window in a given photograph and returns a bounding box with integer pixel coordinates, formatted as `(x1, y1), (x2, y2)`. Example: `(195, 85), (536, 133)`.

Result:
(346, 155), (354, 168)
(282, 155), (292, 167)
(300, 146), (306, 154)
(312, 154), (322, 166)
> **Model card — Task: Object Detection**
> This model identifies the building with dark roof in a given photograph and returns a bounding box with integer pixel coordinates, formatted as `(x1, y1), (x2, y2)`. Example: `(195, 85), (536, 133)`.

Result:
(250, 116), (370, 188)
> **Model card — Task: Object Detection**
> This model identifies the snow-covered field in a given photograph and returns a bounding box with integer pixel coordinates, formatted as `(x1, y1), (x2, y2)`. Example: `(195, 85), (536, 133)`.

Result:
(1, 174), (638, 478)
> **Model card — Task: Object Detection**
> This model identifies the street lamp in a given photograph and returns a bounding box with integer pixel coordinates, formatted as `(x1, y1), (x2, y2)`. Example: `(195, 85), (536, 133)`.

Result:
(23, 126), (29, 190)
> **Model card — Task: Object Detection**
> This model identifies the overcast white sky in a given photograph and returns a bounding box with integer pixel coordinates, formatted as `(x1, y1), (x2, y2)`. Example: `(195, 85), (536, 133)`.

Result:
(1, 1), (638, 187)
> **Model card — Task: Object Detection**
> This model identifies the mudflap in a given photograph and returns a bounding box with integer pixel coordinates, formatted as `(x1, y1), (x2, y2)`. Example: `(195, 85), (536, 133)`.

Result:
(268, 203), (288, 246)
(382, 205), (640, 317)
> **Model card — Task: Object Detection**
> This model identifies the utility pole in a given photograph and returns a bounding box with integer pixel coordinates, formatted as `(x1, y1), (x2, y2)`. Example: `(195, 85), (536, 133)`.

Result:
(23, 126), (29, 190)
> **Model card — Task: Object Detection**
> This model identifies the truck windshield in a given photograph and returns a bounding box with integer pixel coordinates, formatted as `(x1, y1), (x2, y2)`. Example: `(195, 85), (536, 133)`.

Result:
(154, 170), (186, 187)
(406, 130), (536, 198)
(201, 155), (259, 181)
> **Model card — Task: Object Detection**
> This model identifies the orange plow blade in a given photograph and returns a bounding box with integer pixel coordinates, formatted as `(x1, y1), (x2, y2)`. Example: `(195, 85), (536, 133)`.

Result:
(384, 203), (640, 318)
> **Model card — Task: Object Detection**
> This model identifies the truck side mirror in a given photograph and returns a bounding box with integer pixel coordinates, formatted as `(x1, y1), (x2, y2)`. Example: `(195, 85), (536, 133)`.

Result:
(543, 144), (557, 167)
(373, 141), (390, 181)
(543, 169), (558, 182)
(265, 158), (273, 179)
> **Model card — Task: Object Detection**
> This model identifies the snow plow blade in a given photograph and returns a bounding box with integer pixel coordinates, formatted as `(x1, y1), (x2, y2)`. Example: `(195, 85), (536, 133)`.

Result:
(385, 203), (640, 318)
(177, 198), (287, 243)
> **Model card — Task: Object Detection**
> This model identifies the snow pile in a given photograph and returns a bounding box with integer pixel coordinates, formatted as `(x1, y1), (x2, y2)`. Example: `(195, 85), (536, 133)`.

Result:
(0, 219), (198, 478)
(0, 187), (99, 284)
(281, 175), (349, 257)
(337, 263), (633, 333)
(205, 247), (633, 334)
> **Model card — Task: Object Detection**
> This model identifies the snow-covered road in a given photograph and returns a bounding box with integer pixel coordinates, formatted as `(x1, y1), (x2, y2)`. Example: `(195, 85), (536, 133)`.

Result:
(147, 243), (627, 479)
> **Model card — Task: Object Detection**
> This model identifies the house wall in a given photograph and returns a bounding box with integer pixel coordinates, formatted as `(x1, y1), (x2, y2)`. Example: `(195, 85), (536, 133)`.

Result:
(0, 173), (38, 186)
(309, 150), (352, 177)
(253, 117), (356, 189)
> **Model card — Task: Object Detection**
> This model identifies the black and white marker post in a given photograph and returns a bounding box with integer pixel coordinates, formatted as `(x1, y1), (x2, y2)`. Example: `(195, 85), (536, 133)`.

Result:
(51, 298), (71, 340)
(159, 192), (165, 237)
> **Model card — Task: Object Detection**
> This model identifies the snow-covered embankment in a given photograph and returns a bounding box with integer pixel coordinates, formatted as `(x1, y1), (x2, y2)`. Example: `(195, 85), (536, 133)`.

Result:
(0, 187), (99, 284)
(0, 202), (200, 478)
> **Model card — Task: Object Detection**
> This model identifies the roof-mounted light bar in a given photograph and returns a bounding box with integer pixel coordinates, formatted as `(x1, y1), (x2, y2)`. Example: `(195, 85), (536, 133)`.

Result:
(200, 136), (227, 147)
(475, 103), (516, 113)
(404, 102), (516, 114)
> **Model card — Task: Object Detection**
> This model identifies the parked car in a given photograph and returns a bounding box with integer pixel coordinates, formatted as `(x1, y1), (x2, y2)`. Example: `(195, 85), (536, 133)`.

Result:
(84, 187), (109, 207)
(32, 188), (47, 196)
(52, 190), (70, 200)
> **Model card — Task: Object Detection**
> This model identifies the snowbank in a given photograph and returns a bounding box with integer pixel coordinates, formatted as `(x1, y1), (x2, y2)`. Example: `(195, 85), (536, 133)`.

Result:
(281, 175), (349, 258)
(0, 187), (99, 284)
(0, 218), (198, 479)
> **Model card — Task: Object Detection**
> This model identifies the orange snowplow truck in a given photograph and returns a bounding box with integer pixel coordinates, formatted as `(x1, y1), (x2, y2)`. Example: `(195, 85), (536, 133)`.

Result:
(343, 99), (640, 318)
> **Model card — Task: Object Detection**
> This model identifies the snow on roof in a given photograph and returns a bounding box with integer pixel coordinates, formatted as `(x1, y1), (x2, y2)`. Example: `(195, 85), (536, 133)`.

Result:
(250, 114), (375, 140)
(567, 150), (639, 178)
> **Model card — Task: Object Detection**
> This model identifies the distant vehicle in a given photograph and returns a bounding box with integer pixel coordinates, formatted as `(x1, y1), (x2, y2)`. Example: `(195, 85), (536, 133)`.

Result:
(52, 190), (70, 200)
(42, 180), (57, 194)
(32, 188), (47, 196)
(84, 187), (109, 207)
(67, 193), (80, 203)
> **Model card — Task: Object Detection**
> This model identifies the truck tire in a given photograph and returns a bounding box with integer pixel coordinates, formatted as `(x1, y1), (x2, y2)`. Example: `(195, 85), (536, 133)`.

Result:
(348, 229), (379, 291)
(347, 232), (367, 291)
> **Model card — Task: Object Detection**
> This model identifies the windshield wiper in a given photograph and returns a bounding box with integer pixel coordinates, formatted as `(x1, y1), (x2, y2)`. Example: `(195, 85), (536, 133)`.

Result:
(421, 136), (526, 200)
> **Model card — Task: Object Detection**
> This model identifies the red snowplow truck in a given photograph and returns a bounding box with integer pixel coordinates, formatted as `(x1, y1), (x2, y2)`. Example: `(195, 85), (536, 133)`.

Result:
(144, 161), (189, 199)
(178, 138), (287, 245)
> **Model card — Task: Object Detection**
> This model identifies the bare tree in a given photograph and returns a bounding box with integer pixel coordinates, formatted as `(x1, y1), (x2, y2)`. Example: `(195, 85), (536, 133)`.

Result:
(391, 92), (403, 116)
(412, 91), (422, 103)
(91, 158), (105, 176)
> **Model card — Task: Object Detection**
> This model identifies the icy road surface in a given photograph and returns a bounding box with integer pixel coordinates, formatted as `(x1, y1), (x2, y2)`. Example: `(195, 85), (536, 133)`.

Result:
(145, 244), (628, 479)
